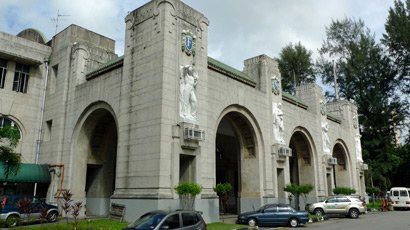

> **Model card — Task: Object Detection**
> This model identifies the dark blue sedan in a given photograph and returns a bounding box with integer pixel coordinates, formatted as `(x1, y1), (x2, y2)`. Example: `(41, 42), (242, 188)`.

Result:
(237, 203), (309, 228)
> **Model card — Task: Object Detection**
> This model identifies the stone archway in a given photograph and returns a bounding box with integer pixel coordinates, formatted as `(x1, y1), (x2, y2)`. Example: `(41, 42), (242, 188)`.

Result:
(332, 142), (351, 188)
(215, 111), (259, 214)
(71, 103), (118, 216)
(289, 128), (316, 209)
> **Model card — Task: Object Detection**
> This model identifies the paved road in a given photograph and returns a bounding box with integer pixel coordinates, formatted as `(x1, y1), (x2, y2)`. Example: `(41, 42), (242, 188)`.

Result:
(302, 211), (410, 230)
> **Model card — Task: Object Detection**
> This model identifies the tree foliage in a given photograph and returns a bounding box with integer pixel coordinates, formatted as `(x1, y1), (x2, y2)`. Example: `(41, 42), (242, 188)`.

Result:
(0, 125), (21, 179)
(277, 42), (315, 94)
(318, 18), (408, 190)
(383, 0), (410, 94)
(0, 125), (20, 148)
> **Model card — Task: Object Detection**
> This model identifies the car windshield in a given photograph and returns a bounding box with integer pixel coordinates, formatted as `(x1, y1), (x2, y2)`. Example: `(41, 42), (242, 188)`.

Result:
(128, 212), (166, 229)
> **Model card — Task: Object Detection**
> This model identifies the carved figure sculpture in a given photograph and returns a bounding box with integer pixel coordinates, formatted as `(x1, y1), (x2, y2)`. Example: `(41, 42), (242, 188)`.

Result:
(321, 121), (330, 154)
(180, 65), (198, 123)
(273, 103), (285, 144)
(355, 134), (363, 162)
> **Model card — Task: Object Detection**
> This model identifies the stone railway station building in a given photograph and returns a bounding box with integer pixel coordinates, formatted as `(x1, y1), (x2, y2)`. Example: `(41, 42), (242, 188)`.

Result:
(0, 0), (367, 223)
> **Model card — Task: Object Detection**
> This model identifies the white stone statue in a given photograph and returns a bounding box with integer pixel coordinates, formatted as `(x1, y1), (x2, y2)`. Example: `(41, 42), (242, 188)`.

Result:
(180, 65), (198, 123)
(272, 103), (285, 144)
(321, 121), (330, 154)
(355, 134), (363, 163)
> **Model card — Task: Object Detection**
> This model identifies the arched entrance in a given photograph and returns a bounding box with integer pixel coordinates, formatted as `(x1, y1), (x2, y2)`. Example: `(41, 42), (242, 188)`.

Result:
(332, 142), (351, 188)
(215, 111), (259, 214)
(72, 104), (118, 216)
(289, 129), (315, 209)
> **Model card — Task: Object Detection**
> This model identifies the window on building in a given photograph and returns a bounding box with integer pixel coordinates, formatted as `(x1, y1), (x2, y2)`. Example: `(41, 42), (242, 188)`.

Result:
(13, 63), (30, 93)
(0, 117), (21, 140)
(0, 58), (7, 89)
(44, 120), (53, 141)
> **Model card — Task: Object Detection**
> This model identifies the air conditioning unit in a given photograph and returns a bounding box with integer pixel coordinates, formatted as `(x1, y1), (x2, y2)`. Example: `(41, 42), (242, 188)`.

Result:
(361, 163), (368, 171)
(327, 157), (337, 165)
(278, 147), (292, 157)
(184, 127), (205, 141)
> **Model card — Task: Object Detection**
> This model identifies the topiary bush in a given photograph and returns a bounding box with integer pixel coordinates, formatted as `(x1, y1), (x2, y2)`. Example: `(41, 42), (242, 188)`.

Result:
(333, 187), (356, 195)
(213, 182), (232, 214)
(175, 182), (202, 210)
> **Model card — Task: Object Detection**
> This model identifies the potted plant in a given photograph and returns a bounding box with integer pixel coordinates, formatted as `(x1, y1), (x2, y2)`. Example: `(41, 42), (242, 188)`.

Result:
(213, 182), (232, 214)
(174, 182), (202, 210)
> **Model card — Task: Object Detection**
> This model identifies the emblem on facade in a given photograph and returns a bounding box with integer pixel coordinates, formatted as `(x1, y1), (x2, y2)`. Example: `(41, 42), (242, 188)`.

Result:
(182, 30), (196, 56)
(272, 77), (280, 95)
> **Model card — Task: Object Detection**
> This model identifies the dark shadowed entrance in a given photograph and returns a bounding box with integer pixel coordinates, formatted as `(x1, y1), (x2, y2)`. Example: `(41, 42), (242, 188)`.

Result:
(74, 106), (117, 216)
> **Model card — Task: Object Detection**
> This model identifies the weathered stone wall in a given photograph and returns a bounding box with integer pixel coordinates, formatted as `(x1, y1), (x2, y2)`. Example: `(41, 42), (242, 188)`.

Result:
(0, 31), (51, 162)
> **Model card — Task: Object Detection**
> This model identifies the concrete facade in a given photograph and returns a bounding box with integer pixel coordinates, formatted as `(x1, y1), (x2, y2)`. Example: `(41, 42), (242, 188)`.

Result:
(0, 0), (366, 223)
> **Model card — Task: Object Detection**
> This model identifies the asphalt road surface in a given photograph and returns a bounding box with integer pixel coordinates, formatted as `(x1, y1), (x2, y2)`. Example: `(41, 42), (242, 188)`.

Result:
(302, 210), (410, 230)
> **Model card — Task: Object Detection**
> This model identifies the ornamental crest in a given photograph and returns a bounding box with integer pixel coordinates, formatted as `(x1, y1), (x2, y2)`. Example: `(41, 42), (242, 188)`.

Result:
(182, 30), (196, 56)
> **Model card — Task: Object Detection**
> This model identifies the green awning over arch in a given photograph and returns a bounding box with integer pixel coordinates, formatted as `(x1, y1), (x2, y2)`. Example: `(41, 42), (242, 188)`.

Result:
(0, 163), (51, 183)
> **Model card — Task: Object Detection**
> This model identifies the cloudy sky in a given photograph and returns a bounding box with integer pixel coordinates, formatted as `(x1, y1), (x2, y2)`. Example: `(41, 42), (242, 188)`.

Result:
(0, 0), (395, 70)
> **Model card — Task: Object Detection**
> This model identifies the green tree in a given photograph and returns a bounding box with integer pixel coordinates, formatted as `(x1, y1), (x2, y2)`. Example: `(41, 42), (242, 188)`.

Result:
(284, 183), (314, 210)
(383, 0), (410, 94)
(318, 18), (408, 190)
(277, 42), (315, 94)
(390, 143), (410, 187)
(0, 125), (21, 179)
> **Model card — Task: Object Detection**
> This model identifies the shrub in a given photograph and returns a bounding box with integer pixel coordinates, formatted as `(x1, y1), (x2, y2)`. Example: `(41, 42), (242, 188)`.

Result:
(175, 182), (202, 196)
(333, 187), (356, 195)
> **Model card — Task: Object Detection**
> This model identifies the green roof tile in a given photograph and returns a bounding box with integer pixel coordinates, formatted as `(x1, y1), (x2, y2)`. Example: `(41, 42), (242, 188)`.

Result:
(208, 56), (256, 87)
(86, 55), (124, 80)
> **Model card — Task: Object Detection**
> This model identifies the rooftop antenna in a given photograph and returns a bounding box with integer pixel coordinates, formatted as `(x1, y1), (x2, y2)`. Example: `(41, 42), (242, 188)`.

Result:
(51, 10), (70, 35)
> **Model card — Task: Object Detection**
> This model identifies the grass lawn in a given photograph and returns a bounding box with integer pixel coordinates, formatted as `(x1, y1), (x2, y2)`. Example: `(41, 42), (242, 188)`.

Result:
(13, 218), (129, 230)
(10, 218), (254, 230)
(207, 222), (249, 230)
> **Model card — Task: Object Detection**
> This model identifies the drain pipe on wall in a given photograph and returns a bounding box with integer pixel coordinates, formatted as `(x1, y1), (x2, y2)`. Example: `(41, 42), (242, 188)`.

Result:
(33, 57), (50, 197)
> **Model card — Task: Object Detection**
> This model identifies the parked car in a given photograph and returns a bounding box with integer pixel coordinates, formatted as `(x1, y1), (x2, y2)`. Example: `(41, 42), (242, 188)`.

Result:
(388, 187), (410, 210)
(0, 195), (59, 227)
(236, 203), (309, 228)
(124, 210), (206, 230)
(306, 195), (366, 218)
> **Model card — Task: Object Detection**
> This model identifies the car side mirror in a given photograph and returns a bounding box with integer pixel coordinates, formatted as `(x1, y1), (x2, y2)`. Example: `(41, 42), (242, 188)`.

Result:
(325, 200), (328, 203)
(160, 225), (170, 230)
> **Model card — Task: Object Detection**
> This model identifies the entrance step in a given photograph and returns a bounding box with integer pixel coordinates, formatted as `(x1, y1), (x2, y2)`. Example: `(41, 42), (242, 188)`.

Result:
(220, 214), (237, 224)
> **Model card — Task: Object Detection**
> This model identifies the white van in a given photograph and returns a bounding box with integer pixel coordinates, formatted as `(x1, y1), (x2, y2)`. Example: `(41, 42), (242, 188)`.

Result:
(388, 187), (410, 210)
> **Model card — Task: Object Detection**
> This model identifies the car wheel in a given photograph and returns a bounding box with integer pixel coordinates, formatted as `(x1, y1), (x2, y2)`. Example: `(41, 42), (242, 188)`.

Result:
(7, 215), (20, 227)
(349, 208), (359, 218)
(247, 218), (257, 227)
(314, 208), (324, 216)
(47, 210), (59, 222)
(289, 218), (299, 228)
